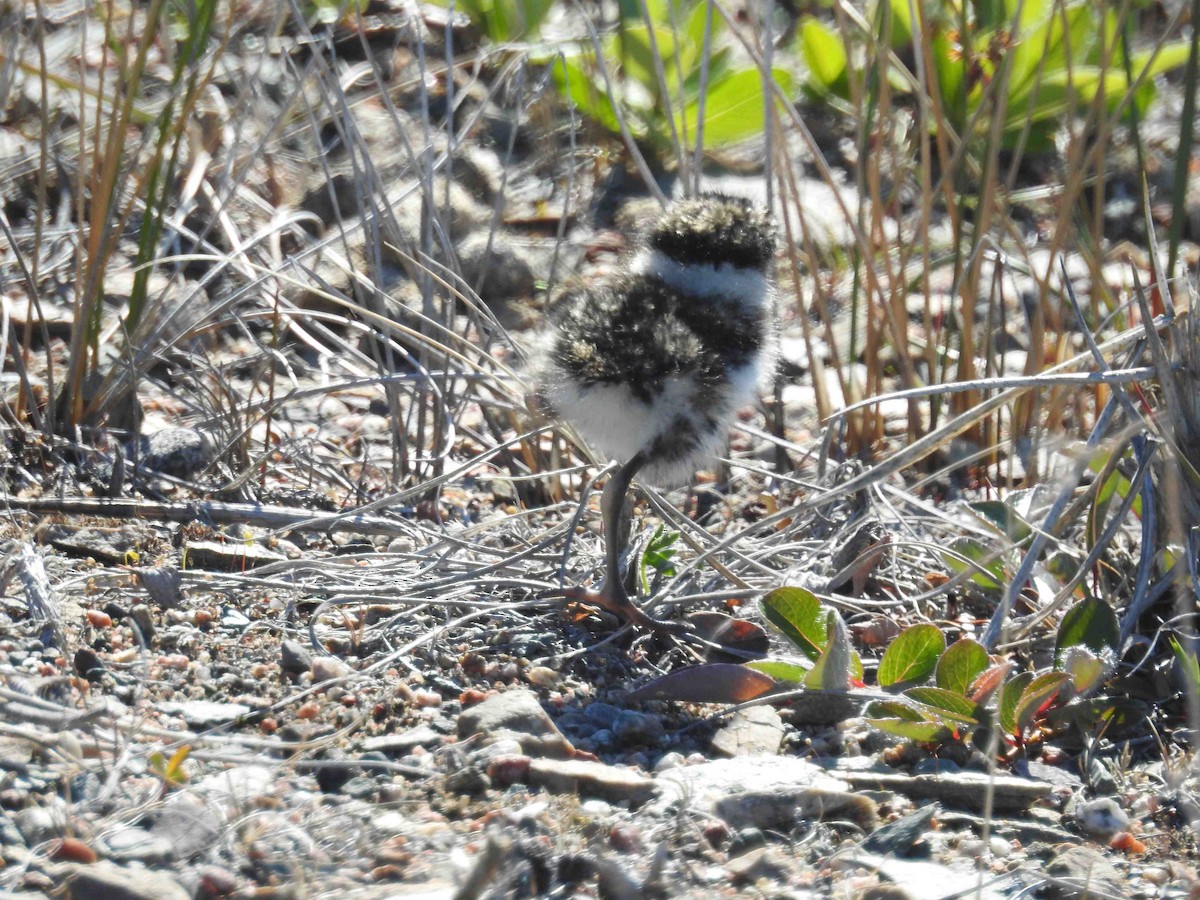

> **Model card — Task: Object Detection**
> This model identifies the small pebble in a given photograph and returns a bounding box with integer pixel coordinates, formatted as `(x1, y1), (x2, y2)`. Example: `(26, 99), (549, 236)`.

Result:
(1075, 796), (1130, 838)
(525, 666), (559, 687)
(297, 701), (320, 719)
(311, 656), (351, 683)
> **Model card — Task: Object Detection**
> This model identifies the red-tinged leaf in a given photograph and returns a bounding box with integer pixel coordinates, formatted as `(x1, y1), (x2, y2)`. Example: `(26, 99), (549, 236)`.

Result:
(970, 661), (1013, 704)
(625, 664), (776, 704)
(878, 624), (945, 688)
(688, 612), (770, 661)
(998, 671), (1034, 737)
(1014, 671), (1071, 734)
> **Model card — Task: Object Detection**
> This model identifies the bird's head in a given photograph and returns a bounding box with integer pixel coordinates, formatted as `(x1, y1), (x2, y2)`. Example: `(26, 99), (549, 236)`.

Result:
(644, 194), (776, 273)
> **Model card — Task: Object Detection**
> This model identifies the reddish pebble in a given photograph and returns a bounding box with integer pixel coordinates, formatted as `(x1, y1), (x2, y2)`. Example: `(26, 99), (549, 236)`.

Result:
(195, 865), (240, 897)
(296, 701), (320, 719)
(486, 754), (531, 786)
(85, 610), (112, 628)
(158, 654), (190, 670)
(49, 837), (98, 863)
(193, 609), (215, 626)
(1110, 832), (1146, 854)
(460, 689), (489, 707)
(1041, 745), (1068, 764)
(341, 694), (358, 707)
(412, 690), (441, 708)
(609, 824), (644, 854)
(260, 718), (278, 734)
(371, 864), (406, 881)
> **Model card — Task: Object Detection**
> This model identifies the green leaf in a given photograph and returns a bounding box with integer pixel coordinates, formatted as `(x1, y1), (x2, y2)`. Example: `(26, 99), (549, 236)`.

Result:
(681, 47), (733, 97)
(866, 698), (926, 721)
(1129, 41), (1193, 83)
(1169, 637), (1200, 696)
(1014, 671), (1070, 733)
(1055, 596), (1120, 663)
(640, 524), (679, 594)
(935, 638), (990, 695)
(799, 18), (849, 98)
(680, 67), (792, 147)
(866, 692), (963, 742)
(552, 54), (626, 136)
(931, 26), (967, 127)
(867, 718), (955, 742)
(881, 0), (913, 49)
(998, 671), (1033, 737)
(1008, 2), (1093, 100)
(878, 624), (945, 688)
(760, 587), (826, 660)
(905, 687), (981, 725)
(745, 659), (812, 684)
(1059, 645), (1112, 694)
(942, 537), (1006, 591)
(678, 0), (727, 75)
(426, 0), (552, 42)
(618, 22), (676, 102)
(966, 501), (1032, 543)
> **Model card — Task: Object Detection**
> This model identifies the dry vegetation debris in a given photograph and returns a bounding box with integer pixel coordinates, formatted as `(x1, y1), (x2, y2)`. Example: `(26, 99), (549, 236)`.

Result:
(1, 0), (1200, 897)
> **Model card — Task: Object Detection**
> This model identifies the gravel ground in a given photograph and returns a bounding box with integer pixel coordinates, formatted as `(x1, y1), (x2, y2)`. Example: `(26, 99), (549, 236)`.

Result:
(3, 1), (1200, 897)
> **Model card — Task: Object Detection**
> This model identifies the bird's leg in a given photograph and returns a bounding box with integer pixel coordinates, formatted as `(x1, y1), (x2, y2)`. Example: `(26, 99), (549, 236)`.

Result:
(566, 454), (688, 636)
(600, 453), (641, 604)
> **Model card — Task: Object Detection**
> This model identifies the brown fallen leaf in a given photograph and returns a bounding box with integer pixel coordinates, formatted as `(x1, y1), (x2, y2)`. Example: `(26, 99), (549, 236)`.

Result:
(626, 664), (776, 704)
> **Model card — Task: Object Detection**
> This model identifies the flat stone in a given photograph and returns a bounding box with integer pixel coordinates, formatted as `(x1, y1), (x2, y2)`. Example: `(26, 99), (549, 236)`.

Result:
(1043, 845), (1125, 897)
(98, 826), (175, 865)
(652, 756), (847, 817)
(456, 689), (573, 758)
(361, 726), (442, 756)
(830, 764), (1052, 814)
(845, 853), (1018, 900)
(157, 700), (250, 728)
(190, 765), (276, 804)
(57, 859), (190, 900)
(152, 792), (223, 859)
(526, 757), (656, 806)
(710, 705), (786, 757)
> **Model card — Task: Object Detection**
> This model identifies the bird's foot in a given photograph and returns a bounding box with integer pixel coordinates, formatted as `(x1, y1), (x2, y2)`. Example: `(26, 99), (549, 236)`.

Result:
(563, 586), (691, 638)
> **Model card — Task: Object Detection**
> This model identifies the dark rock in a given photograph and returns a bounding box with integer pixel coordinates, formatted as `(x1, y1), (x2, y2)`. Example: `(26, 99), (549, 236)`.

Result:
(128, 428), (213, 479)
(73, 647), (103, 681)
(280, 640), (313, 677)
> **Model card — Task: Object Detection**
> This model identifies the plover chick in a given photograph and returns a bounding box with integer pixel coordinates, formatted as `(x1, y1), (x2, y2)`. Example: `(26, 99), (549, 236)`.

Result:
(537, 193), (777, 633)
